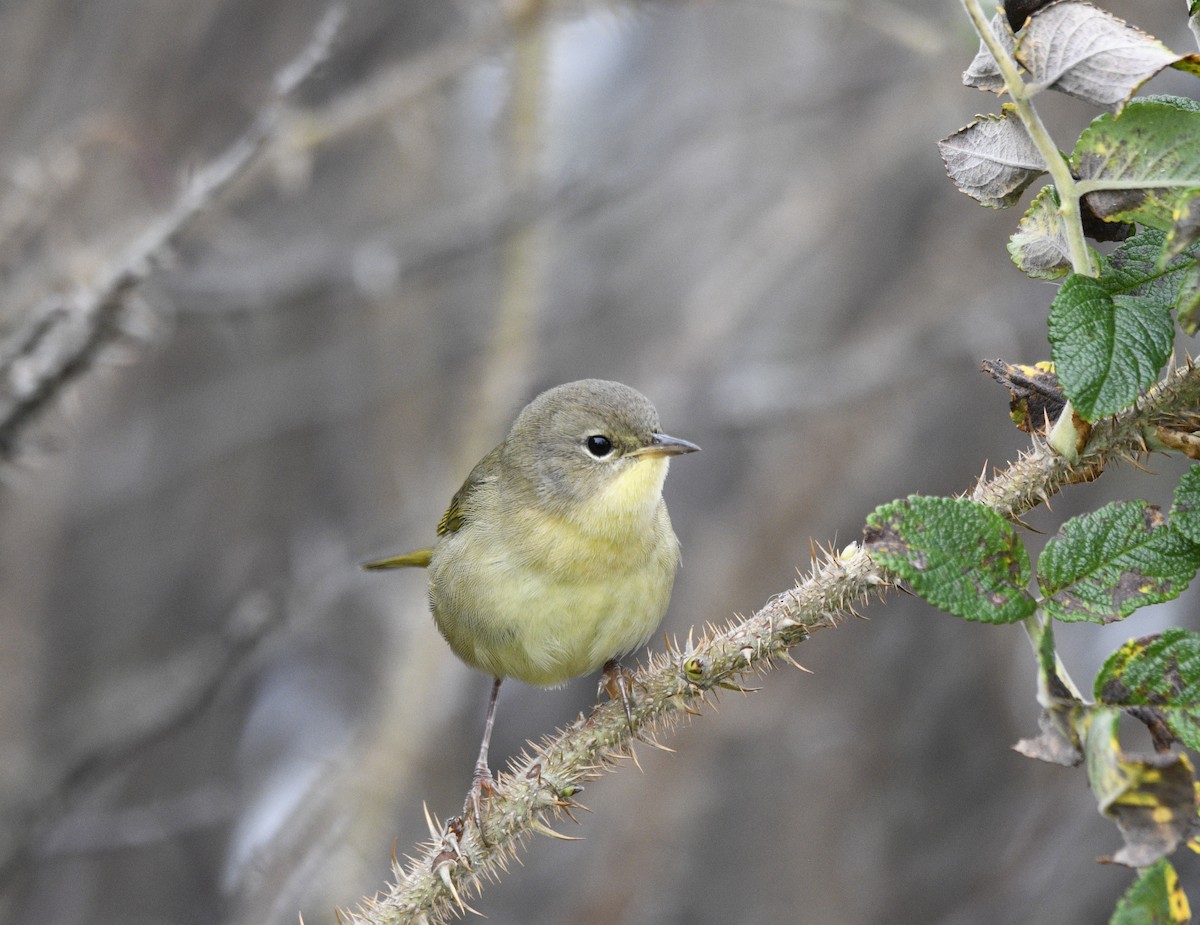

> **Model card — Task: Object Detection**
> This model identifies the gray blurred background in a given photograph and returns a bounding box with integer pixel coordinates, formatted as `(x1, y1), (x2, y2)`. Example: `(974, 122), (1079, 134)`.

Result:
(1, 1), (1198, 923)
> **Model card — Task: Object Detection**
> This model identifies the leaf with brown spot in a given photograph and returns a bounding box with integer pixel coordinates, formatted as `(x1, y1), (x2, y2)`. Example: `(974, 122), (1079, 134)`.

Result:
(1076, 97), (1200, 232)
(1097, 628), (1200, 751)
(1038, 501), (1200, 624)
(864, 496), (1035, 624)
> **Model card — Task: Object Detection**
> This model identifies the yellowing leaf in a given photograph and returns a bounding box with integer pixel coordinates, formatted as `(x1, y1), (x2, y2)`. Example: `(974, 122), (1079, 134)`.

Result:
(1085, 709), (1200, 868)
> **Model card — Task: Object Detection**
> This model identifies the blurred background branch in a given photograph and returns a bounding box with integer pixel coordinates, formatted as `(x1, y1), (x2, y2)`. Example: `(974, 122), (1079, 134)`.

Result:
(0, 590), (284, 889)
(0, 5), (345, 459)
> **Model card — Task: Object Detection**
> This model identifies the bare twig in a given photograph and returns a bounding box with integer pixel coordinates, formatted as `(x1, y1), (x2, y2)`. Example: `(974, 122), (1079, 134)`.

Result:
(0, 5), (346, 459)
(275, 7), (510, 154)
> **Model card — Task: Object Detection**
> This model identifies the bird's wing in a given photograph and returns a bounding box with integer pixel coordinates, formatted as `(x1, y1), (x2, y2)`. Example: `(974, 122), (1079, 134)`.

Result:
(361, 445), (502, 570)
(437, 444), (501, 536)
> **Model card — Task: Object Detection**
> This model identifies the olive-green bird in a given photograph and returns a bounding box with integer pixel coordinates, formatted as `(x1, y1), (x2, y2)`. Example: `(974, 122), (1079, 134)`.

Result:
(364, 379), (698, 814)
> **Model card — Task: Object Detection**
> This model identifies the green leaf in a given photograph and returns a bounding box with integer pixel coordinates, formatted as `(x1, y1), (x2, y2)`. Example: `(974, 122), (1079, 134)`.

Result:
(1038, 501), (1200, 623)
(1048, 276), (1174, 420)
(1109, 859), (1192, 925)
(1096, 629), (1200, 707)
(1046, 229), (1192, 421)
(1104, 230), (1197, 310)
(1095, 628), (1200, 751)
(1076, 97), (1200, 231)
(1114, 228), (1200, 335)
(863, 496), (1035, 624)
(1084, 708), (1199, 868)
(1172, 465), (1200, 546)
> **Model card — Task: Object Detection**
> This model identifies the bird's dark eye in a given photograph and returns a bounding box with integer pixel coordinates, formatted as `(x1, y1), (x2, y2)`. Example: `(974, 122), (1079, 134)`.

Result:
(585, 434), (614, 457)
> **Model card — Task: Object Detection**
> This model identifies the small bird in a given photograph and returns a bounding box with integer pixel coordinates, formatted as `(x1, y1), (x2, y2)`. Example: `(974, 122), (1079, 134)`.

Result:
(364, 379), (698, 819)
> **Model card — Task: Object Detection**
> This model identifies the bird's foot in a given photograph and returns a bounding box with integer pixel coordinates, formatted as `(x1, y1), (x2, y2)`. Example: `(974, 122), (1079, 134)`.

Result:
(599, 659), (637, 730)
(465, 760), (498, 838)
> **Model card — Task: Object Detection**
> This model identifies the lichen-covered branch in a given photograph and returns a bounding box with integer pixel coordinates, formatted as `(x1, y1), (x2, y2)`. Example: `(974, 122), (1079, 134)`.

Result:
(0, 5), (346, 459)
(347, 360), (1200, 925)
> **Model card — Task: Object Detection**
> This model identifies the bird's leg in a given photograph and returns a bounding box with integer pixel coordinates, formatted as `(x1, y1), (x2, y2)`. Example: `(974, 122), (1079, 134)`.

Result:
(599, 658), (636, 730)
(466, 676), (503, 835)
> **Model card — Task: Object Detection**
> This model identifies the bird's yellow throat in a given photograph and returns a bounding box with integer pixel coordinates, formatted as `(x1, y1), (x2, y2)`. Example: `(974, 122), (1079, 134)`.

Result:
(573, 456), (670, 536)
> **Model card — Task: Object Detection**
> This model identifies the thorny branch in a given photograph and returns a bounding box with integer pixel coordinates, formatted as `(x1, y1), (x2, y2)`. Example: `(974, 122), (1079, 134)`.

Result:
(346, 362), (1200, 924)
(0, 5), (346, 459)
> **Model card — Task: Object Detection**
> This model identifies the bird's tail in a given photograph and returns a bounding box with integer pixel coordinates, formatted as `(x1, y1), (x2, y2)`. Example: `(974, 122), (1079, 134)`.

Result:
(361, 548), (434, 570)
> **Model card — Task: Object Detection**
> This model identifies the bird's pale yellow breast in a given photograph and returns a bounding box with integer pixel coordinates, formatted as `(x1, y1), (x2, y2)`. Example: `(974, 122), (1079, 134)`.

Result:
(429, 456), (680, 686)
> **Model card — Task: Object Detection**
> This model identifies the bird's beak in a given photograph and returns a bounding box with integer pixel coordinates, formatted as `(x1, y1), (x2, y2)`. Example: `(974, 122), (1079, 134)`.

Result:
(634, 433), (701, 458)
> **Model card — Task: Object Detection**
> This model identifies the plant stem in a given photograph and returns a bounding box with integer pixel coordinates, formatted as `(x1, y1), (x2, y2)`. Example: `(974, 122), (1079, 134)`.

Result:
(960, 0), (1095, 461)
(1021, 613), (1085, 704)
(959, 0), (1095, 278)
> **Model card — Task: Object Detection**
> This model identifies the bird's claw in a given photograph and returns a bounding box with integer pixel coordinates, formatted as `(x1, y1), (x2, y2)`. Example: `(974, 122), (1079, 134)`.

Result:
(466, 760), (498, 839)
(599, 659), (636, 730)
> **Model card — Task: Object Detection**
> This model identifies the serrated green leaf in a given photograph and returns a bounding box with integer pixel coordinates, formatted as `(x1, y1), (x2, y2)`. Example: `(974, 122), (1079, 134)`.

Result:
(1016, 3), (1190, 109)
(1084, 708), (1199, 868)
(1076, 97), (1200, 231)
(1047, 229), (1190, 420)
(1048, 274), (1175, 420)
(1172, 466), (1200, 546)
(1038, 500), (1200, 623)
(1096, 629), (1200, 706)
(1109, 859), (1191, 925)
(864, 496), (1035, 624)
(1108, 227), (1200, 336)
(1104, 230), (1197, 305)
(938, 106), (1047, 208)
(1095, 628), (1200, 751)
